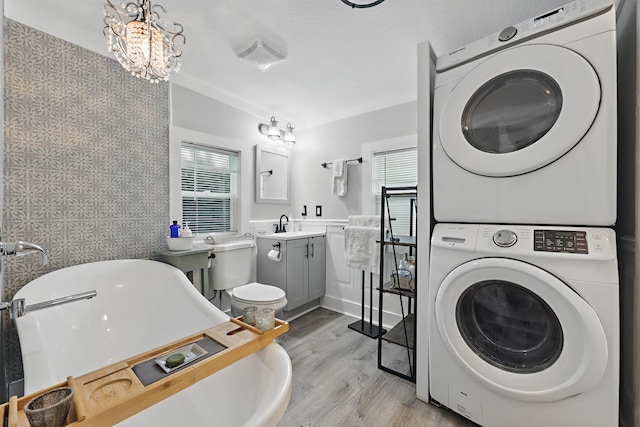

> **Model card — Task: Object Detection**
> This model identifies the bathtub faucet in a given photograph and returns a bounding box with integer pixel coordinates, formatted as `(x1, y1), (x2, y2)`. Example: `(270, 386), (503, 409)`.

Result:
(0, 290), (97, 319)
(1, 241), (48, 266)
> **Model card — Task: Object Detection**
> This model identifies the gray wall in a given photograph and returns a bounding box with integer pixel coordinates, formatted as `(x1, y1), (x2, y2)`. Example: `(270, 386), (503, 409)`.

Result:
(3, 20), (170, 298)
(294, 101), (417, 220)
(170, 84), (293, 224)
(2, 19), (170, 382)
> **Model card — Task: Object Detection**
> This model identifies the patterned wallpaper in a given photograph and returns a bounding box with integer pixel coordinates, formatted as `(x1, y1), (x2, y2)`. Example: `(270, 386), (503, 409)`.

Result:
(3, 20), (171, 381)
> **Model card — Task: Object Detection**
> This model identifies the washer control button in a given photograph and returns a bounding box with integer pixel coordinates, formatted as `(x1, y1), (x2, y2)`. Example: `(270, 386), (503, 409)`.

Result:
(493, 230), (518, 247)
(498, 26), (518, 42)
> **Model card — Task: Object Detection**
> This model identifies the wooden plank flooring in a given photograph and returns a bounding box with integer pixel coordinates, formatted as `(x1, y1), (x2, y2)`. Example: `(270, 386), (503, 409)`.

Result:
(277, 308), (475, 427)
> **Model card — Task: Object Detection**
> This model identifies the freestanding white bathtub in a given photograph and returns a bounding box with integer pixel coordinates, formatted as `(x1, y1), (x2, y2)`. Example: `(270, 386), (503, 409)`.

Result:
(13, 259), (292, 426)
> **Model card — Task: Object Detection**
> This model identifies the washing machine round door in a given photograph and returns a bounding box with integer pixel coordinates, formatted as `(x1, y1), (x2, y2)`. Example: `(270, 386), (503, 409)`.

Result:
(434, 258), (608, 402)
(439, 44), (600, 177)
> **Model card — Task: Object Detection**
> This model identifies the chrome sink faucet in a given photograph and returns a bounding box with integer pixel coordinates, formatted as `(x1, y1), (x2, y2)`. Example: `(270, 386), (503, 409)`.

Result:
(275, 215), (289, 233)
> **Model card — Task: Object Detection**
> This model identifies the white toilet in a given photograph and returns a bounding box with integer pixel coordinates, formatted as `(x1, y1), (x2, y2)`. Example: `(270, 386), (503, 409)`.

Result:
(209, 240), (287, 316)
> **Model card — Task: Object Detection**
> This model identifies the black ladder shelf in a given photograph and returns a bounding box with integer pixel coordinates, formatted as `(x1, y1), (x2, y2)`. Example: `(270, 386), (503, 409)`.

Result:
(377, 186), (418, 382)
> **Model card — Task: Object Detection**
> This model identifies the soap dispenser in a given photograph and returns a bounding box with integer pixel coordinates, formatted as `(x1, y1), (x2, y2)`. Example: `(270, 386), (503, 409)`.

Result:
(182, 222), (193, 237)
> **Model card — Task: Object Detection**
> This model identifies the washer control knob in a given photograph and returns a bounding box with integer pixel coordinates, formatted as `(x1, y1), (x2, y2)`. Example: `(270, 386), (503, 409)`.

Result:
(493, 230), (517, 247)
(498, 26), (518, 42)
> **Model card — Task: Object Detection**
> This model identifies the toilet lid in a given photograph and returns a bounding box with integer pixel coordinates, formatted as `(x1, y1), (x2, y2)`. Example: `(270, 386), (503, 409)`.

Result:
(233, 282), (286, 304)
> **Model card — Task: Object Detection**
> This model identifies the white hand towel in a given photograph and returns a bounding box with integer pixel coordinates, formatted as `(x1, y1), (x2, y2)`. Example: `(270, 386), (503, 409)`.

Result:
(333, 159), (345, 177)
(344, 226), (381, 273)
(348, 215), (381, 228)
(332, 159), (348, 196)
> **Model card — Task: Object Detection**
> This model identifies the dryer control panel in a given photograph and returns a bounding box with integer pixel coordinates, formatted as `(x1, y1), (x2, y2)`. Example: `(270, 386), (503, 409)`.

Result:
(432, 224), (616, 261)
(436, 0), (614, 72)
(534, 229), (588, 254)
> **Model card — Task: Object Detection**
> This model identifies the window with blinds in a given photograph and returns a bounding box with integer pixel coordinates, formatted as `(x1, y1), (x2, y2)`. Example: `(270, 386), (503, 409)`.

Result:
(372, 148), (418, 236)
(181, 143), (239, 234)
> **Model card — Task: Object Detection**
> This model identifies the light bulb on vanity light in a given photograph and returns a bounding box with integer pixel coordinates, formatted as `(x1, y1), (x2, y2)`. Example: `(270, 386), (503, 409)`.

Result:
(283, 123), (296, 145)
(267, 116), (281, 140)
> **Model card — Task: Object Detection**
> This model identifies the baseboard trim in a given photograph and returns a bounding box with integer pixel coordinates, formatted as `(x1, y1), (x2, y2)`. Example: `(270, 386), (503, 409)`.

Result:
(320, 294), (403, 329)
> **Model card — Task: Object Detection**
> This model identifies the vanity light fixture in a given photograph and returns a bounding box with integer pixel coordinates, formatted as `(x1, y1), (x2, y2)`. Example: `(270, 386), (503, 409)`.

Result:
(103, 0), (185, 83)
(258, 117), (296, 145)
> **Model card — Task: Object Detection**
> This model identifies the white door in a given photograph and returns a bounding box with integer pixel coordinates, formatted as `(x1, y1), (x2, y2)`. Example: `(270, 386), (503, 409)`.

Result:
(434, 258), (608, 402)
(439, 44), (600, 177)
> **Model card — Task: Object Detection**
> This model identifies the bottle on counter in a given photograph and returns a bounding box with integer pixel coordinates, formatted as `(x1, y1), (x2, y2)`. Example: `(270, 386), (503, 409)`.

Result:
(181, 222), (193, 237)
(170, 221), (181, 238)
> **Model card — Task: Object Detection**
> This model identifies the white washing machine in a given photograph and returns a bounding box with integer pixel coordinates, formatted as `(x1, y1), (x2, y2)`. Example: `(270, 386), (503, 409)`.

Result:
(432, 0), (617, 226)
(428, 223), (619, 426)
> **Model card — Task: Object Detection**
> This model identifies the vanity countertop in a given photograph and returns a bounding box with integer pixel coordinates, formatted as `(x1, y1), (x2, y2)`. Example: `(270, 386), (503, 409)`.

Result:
(256, 231), (325, 241)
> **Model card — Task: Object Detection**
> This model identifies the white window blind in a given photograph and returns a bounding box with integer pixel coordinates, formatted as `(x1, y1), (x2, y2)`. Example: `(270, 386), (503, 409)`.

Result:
(181, 143), (239, 234)
(372, 148), (418, 236)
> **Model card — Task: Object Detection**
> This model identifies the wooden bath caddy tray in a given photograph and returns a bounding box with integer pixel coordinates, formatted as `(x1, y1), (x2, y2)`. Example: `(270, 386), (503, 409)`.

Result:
(0, 317), (288, 427)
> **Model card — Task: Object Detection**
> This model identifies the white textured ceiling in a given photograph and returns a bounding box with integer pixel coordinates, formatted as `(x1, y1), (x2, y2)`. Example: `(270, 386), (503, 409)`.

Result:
(4, 0), (612, 129)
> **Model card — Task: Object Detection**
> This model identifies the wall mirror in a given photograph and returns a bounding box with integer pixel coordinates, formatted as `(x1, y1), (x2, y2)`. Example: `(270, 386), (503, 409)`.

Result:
(255, 144), (291, 204)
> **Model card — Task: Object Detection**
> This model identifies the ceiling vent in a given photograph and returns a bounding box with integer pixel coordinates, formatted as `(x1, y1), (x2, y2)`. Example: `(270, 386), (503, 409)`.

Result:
(235, 37), (287, 72)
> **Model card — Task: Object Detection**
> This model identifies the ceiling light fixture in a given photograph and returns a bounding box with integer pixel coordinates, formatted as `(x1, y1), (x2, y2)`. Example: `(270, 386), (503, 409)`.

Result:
(341, 0), (386, 8)
(258, 117), (296, 145)
(103, 0), (185, 83)
(236, 37), (287, 72)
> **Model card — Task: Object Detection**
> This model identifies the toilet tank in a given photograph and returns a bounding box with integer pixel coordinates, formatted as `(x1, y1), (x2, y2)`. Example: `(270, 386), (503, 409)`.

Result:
(209, 240), (257, 290)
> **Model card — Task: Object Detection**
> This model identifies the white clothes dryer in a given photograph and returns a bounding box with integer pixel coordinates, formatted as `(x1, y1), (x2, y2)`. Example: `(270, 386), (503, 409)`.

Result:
(428, 223), (619, 427)
(432, 0), (617, 226)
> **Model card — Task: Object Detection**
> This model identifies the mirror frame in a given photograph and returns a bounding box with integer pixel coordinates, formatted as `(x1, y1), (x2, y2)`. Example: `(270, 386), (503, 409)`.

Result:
(255, 144), (291, 204)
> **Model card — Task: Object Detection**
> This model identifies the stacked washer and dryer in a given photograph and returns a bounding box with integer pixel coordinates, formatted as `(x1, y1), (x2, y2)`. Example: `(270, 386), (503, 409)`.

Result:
(428, 1), (619, 426)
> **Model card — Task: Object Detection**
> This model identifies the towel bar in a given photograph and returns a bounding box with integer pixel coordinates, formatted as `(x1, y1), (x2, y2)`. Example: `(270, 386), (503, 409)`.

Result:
(321, 157), (362, 168)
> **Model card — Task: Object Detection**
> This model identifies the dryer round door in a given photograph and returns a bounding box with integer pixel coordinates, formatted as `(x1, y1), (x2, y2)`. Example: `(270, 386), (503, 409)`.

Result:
(439, 44), (600, 177)
(434, 258), (608, 402)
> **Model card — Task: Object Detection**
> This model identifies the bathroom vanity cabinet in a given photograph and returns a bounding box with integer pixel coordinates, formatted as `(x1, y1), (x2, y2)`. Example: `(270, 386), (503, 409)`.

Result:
(256, 233), (326, 311)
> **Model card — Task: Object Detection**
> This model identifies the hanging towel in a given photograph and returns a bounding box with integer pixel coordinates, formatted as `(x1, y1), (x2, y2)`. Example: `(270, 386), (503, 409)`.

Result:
(348, 215), (380, 228)
(332, 159), (348, 196)
(344, 226), (380, 273)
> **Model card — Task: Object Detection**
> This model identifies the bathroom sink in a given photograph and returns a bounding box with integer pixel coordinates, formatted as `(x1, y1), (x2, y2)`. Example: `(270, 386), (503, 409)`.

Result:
(258, 231), (325, 240)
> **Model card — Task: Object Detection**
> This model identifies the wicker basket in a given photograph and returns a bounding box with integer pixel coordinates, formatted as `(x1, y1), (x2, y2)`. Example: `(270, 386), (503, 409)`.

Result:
(23, 387), (74, 427)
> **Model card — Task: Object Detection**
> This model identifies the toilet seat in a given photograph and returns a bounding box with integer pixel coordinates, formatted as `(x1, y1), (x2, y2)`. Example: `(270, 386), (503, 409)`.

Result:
(232, 282), (286, 305)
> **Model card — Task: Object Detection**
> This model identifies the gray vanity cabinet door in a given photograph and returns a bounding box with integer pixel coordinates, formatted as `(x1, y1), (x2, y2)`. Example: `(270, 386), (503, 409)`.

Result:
(285, 238), (309, 310)
(308, 236), (326, 301)
(256, 238), (287, 293)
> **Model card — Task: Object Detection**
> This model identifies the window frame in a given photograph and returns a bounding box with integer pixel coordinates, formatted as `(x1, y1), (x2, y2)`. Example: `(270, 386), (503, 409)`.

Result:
(362, 136), (418, 235)
(169, 126), (250, 238)
(180, 142), (240, 235)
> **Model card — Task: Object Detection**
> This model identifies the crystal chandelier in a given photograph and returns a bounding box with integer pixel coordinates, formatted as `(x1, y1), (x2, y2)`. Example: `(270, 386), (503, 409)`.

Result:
(103, 0), (185, 83)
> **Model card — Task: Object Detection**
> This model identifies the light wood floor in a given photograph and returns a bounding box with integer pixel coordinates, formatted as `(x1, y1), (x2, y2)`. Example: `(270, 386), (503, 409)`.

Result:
(277, 308), (476, 427)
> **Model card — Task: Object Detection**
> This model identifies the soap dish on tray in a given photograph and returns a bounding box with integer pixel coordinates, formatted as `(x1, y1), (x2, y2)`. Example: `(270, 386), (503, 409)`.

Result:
(154, 343), (208, 373)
